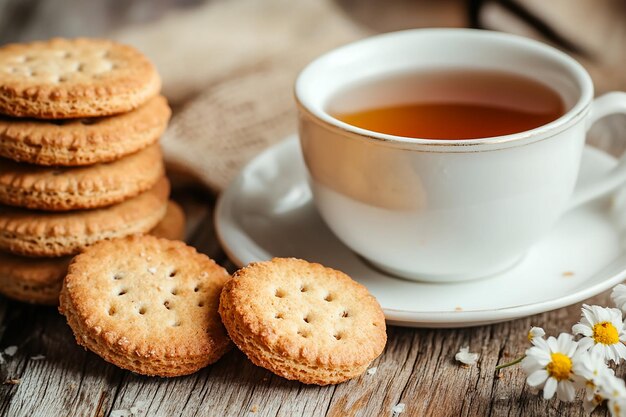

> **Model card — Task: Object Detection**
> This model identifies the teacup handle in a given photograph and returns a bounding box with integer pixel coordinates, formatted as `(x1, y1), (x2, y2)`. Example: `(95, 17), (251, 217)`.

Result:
(568, 92), (626, 209)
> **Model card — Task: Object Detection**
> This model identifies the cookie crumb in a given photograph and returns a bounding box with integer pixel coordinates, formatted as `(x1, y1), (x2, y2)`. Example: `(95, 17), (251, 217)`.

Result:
(392, 403), (406, 415)
(250, 405), (259, 413)
(367, 367), (377, 375)
(562, 271), (574, 277)
(3, 378), (20, 385)
(454, 306), (463, 311)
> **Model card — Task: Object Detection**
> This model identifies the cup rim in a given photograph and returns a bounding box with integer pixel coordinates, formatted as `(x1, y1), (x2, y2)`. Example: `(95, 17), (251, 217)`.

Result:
(294, 28), (594, 149)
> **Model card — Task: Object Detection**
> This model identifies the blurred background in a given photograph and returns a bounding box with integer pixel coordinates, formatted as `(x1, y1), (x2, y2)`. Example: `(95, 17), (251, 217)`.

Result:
(0, 0), (625, 191)
(2, 0), (624, 93)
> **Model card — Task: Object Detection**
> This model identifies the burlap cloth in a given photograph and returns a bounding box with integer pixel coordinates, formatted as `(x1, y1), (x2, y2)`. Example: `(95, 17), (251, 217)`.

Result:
(110, 0), (626, 193)
(111, 0), (367, 192)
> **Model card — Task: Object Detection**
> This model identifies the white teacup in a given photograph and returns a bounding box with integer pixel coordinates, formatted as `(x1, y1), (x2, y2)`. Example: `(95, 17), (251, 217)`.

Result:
(295, 29), (626, 282)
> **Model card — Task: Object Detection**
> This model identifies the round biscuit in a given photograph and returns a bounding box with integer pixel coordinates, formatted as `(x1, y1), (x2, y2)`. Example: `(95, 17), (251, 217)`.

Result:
(0, 200), (186, 305)
(219, 258), (387, 385)
(0, 253), (70, 305)
(0, 176), (169, 257)
(0, 143), (164, 211)
(59, 235), (231, 377)
(149, 200), (186, 241)
(0, 38), (161, 119)
(0, 95), (170, 166)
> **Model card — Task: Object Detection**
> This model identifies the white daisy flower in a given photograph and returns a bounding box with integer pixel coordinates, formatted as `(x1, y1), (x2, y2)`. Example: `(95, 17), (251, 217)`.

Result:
(521, 333), (581, 401)
(598, 373), (626, 417)
(572, 304), (626, 363)
(612, 284), (626, 313)
(572, 350), (614, 412)
(528, 327), (545, 344)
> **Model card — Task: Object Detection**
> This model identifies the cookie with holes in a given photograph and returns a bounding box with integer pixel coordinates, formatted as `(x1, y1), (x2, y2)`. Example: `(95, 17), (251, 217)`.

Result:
(0, 176), (169, 257)
(0, 38), (161, 119)
(0, 200), (186, 305)
(0, 95), (170, 166)
(219, 258), (387, 385)
(59, 235), (231, 376)
(0, 143), (164, 211)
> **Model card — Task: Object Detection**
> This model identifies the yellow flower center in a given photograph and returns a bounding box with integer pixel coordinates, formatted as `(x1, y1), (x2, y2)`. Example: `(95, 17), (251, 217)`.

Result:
(546, 353), (572, 381)
(527, 331), (533, 342)
(593, 321), (619, 345)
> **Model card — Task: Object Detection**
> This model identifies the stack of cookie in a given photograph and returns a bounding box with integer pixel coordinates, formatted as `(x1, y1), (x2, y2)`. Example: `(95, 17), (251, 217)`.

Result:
(0, 38), (182, 305)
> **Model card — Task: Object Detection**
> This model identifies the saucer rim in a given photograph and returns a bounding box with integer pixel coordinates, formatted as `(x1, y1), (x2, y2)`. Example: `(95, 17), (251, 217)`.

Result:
(215, 134), (626, 327)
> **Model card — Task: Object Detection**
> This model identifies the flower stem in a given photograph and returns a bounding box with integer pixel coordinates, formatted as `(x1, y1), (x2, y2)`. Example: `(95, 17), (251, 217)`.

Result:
(495, 356), (525, 370)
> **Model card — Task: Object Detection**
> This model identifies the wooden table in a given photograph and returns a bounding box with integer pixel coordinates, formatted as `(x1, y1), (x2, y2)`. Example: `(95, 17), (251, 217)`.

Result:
(1, 1), (625, 416)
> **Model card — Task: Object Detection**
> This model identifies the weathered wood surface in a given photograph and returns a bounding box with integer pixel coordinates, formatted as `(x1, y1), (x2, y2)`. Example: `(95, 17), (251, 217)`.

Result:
(1, 1), (626, 416)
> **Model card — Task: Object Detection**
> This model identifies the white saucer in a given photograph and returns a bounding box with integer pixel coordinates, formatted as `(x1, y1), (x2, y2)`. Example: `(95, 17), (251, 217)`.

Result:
(216, 135), (626, 328)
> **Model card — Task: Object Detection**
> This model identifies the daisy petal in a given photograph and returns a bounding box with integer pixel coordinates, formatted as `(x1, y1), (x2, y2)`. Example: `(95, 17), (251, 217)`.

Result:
(581, 305), (595, 325)
(572, 323), (593, 337)
(615, 343), (626, 362)
(543, 377), (557, 400)
(605, 345), (618, 363)
(527, 370), (549, 387)
(556, 333), (572, 352)
(578, 337), (595, 352)
(557, 380), (576, 402)
(565, 341), (578, 357)
(533, 337), (549, 351)
(547, 337), (559, 353)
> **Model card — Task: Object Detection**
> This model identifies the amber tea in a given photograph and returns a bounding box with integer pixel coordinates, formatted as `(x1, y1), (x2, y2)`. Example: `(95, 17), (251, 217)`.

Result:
(328, 69), (565, 140)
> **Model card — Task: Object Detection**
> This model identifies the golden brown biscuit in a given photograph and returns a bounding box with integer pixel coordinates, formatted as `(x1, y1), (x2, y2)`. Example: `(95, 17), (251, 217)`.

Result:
(0, 95), (170, 166)
(0, 200), (186, 305)
(219, 258), (387, 385)
(0, 176), (169, 257)
(0, 38), (161, 119)
(0, 254), (70, 305)
(0, 143), (164, 211)
(150, 200), (186, 241)
(59, 235), (231, 376)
